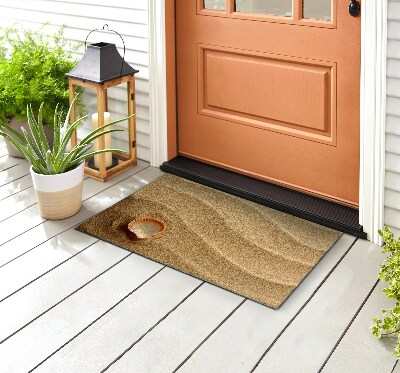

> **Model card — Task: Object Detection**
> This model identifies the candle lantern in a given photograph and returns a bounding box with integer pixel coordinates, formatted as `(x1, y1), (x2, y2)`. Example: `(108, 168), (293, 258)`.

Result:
(66, 25), (139, 182)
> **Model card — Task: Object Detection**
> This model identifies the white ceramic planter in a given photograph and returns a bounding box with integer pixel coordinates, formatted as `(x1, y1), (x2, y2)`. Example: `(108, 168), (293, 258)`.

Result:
(30, 162), (84, 220)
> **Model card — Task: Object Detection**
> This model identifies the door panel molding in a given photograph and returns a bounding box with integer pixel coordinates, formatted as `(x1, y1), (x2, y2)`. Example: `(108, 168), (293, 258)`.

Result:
(198, 44), (336, 145)
(150, 0), (387, 244)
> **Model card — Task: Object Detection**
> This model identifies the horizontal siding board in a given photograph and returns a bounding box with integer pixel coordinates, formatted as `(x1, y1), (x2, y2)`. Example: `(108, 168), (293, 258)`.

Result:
(387, 40), (400, 59)
(386, 133), (400, 154)
(0, 0), (151, 161)
(385, 171), (400, 192)
(0, 19), (149, 52)
(387, 97), (400, 116)
(0, 8), (148, 38)
(386, 152), (400, 173)
(387, 225), (400, 238)
(0, 1), (148, 25)
(44, 0), (148, 10)
(385, 189), (400, 211)
(389, 2), (400, 21)
(387, 59), (400, 78)
(385, 207), (400, 230)
(388, 20), (400, 41)
(386, 115), (400, 135)
(385, 2), (400, 231)
(387, 77), (400, 98)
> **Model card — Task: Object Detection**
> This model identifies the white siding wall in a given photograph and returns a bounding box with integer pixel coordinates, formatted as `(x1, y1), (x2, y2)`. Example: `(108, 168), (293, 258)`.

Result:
(385, 0), (400, 236)
(0, 0), (150, 161)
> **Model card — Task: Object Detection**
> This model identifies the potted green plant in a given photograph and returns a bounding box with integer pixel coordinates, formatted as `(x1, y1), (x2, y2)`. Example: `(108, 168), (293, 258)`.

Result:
(0, 98), (129, 220)
(0, 24), (82, 157)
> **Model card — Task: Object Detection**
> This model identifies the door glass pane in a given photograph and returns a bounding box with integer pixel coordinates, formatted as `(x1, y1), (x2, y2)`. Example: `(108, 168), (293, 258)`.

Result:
(303, 0), (331, 21)
(235, 0), (292, 17)
(204, 0), (226, 10)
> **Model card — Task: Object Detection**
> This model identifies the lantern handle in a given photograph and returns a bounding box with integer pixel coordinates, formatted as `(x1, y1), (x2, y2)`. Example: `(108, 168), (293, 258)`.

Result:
(84, 24), (126, 77)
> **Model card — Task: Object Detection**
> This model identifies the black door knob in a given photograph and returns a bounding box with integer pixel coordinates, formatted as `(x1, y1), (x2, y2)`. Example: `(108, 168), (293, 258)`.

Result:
(349, 0), (360, 17)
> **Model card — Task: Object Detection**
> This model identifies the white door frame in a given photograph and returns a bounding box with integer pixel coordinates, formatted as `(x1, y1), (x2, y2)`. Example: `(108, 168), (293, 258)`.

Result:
(359, 0), (387, 244)
(148, 0), (387, 244)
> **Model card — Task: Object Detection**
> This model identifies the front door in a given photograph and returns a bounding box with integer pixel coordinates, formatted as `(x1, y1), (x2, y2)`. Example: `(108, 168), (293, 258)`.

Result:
(176, 0), (361, 206)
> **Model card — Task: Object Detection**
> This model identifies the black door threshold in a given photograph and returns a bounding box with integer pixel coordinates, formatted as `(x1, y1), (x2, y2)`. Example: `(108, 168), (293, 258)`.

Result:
(160, 156), (366, 239)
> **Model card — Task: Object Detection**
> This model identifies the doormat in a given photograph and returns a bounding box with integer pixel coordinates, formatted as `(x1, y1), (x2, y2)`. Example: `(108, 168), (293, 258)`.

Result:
(77, 174), (341, 309)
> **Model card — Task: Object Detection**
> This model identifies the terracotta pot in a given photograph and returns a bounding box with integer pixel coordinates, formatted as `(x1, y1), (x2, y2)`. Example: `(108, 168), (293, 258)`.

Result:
(4, 117), (54, 158)
(30, 162), (84, 220)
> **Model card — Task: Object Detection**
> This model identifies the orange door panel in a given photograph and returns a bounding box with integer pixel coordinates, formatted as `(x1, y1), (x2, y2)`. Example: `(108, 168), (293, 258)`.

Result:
(176, 0), (361, 206)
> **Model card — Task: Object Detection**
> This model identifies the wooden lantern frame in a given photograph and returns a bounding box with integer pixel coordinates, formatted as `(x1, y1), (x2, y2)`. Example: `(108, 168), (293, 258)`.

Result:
(68, 74), (136, 182)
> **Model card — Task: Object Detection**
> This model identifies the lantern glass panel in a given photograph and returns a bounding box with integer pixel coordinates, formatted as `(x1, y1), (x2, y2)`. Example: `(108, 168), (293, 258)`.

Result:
(72, 89), (91, 151)
(72, 84), (130, 170)
(105, 84), (130, 158)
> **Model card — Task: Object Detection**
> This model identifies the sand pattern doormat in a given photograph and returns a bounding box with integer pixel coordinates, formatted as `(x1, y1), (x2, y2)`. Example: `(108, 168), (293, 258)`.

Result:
(77, 174), (341, 309)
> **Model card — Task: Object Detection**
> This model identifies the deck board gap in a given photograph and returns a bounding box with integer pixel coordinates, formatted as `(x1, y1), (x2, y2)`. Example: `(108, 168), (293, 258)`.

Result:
(0, 223), (88, 269)
(0, 159), (26, 172)
(0, 201), (38, 224)
(249, 237), (359, 372)
(0, 174), (31, 196)
(392, 360), (399, 373)
(173, 298), (247, 373)
(0, 248), (133, 344)
(0, 240), (99, 303)
(101, 281), (205, 373)
(0, 164), (150, 261)
(30, 265), (166, 372)
(317, 279), (380, 373)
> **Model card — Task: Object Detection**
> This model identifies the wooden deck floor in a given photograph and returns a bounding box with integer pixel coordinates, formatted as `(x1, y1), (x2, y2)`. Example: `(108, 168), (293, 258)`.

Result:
(0, 143), (397, 372)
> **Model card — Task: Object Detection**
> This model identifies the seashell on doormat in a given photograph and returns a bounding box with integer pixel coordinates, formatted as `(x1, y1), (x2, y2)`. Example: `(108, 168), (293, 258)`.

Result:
(127, 217), (166, 241)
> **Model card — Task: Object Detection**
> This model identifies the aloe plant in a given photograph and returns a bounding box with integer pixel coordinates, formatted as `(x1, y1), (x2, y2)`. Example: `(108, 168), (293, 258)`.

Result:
(0, 99), (129, 175)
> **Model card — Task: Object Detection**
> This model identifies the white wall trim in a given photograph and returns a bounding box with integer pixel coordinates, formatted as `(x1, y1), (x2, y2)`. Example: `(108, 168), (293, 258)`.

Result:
(359, 0), (387, 244)
(149, 1), (388, 243)
(148, 0), (168, 167)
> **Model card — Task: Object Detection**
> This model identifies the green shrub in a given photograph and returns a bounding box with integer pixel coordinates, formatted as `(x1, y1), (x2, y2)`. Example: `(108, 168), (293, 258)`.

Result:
(371, 227), (400, 358)
(0, 24), (82, 126)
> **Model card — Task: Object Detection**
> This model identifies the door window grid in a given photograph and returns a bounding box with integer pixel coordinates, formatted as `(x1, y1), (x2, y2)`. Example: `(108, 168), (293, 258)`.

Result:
(204, 0), (226, 11)
(203, 0), (333, 24)
(235, 0), (292, 17)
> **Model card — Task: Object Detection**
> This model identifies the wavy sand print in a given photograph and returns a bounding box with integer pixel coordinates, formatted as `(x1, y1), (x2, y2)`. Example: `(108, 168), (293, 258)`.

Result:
(77, 174), (341, 309)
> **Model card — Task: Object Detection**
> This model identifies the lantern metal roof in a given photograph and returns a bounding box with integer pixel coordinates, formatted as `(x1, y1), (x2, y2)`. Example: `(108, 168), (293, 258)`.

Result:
(66, 42), (139, 84)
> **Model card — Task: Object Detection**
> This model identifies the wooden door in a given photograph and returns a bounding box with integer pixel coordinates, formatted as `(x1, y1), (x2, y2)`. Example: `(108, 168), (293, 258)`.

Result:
(176, 0), (361, 207)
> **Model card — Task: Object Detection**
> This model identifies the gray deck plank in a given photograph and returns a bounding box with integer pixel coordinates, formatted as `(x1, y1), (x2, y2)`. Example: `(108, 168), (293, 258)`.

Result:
(106, 283), (244, 373)
(0, 174), (33, 200)
(0, 204), (44, 245)
(0, 185), (38, 222)
(36, 268), (202, 373)
(0, 155), (25, 172)
(0, 161), (149, 246)
(0, 254), (163, 372)
(322, 281), (397, 373)
(0, 163), (157, 267)
(177, 234), (356, 373)
(253, 239), (382, 373)
(0, 157), (380, 372)
(0, 230), (97, 301)
(0, 240), (130, 342)
(0, 162), (30, 188)
(0, 176), (89, 221)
